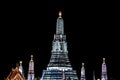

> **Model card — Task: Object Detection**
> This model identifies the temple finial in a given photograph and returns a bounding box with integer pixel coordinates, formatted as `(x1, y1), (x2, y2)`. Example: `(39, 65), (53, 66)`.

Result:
(82, 63), (84, 66)
(31, 55), (33, 61)
(103, 58), (105, 64)
(19, 61), (22, 65)
(59, 11), (62, 18)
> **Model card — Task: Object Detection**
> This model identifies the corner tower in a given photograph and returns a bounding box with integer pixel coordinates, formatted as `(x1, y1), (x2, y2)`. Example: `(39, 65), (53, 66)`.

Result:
(27, 55), (35, 80)
(80, 63), (86, 80)
(101, 58), (108, 80)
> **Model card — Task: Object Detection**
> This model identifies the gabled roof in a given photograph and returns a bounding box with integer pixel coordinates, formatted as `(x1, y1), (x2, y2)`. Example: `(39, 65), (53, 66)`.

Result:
(6, 66), (25, 80)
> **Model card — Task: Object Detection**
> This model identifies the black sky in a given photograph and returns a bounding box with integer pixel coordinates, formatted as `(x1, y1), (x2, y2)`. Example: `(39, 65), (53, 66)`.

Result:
(0, 0), (119, 80)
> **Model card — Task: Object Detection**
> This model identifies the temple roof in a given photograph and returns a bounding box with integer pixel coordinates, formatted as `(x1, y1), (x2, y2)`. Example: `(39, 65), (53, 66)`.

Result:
(6, 66), (25, 80)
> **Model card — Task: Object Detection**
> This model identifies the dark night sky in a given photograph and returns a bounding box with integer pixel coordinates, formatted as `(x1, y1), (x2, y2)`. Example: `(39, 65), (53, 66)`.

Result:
(0, 0), (119, 80)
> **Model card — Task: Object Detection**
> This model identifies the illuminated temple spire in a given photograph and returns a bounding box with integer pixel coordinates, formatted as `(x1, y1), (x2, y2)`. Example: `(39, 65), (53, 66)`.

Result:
(48, 11), (70, 69)
(40, 11), (78, 80)
(19, 61), (24, 77)
(56, 11), (64, 34)
(27, 55), (34, 80)
(80, 63), (86, 80)
(101, 58), (108, 80)
(59, 11), (62, 18)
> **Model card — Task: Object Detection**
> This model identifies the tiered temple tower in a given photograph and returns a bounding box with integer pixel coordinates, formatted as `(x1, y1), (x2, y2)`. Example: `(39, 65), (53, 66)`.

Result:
(27, 55), (35, 80)
(40, 11), (78, 80)
(101, 58), (108, 80)
(80, 63), (86, 80)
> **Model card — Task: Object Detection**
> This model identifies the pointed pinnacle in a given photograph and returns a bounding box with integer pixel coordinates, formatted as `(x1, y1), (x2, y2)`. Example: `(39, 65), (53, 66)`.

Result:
(59, 11), (62, 18)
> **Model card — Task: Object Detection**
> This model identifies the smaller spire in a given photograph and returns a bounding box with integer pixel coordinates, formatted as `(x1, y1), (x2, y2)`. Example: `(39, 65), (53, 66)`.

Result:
(82, 63), (84, 67)
(19, 61), (22, 65)
(27, 54), (34, 80)
(103, 58), (105, 64)
(59, 11), (62, 18)
(19, 60), (24, 77)
(31, 55), (33, 61)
